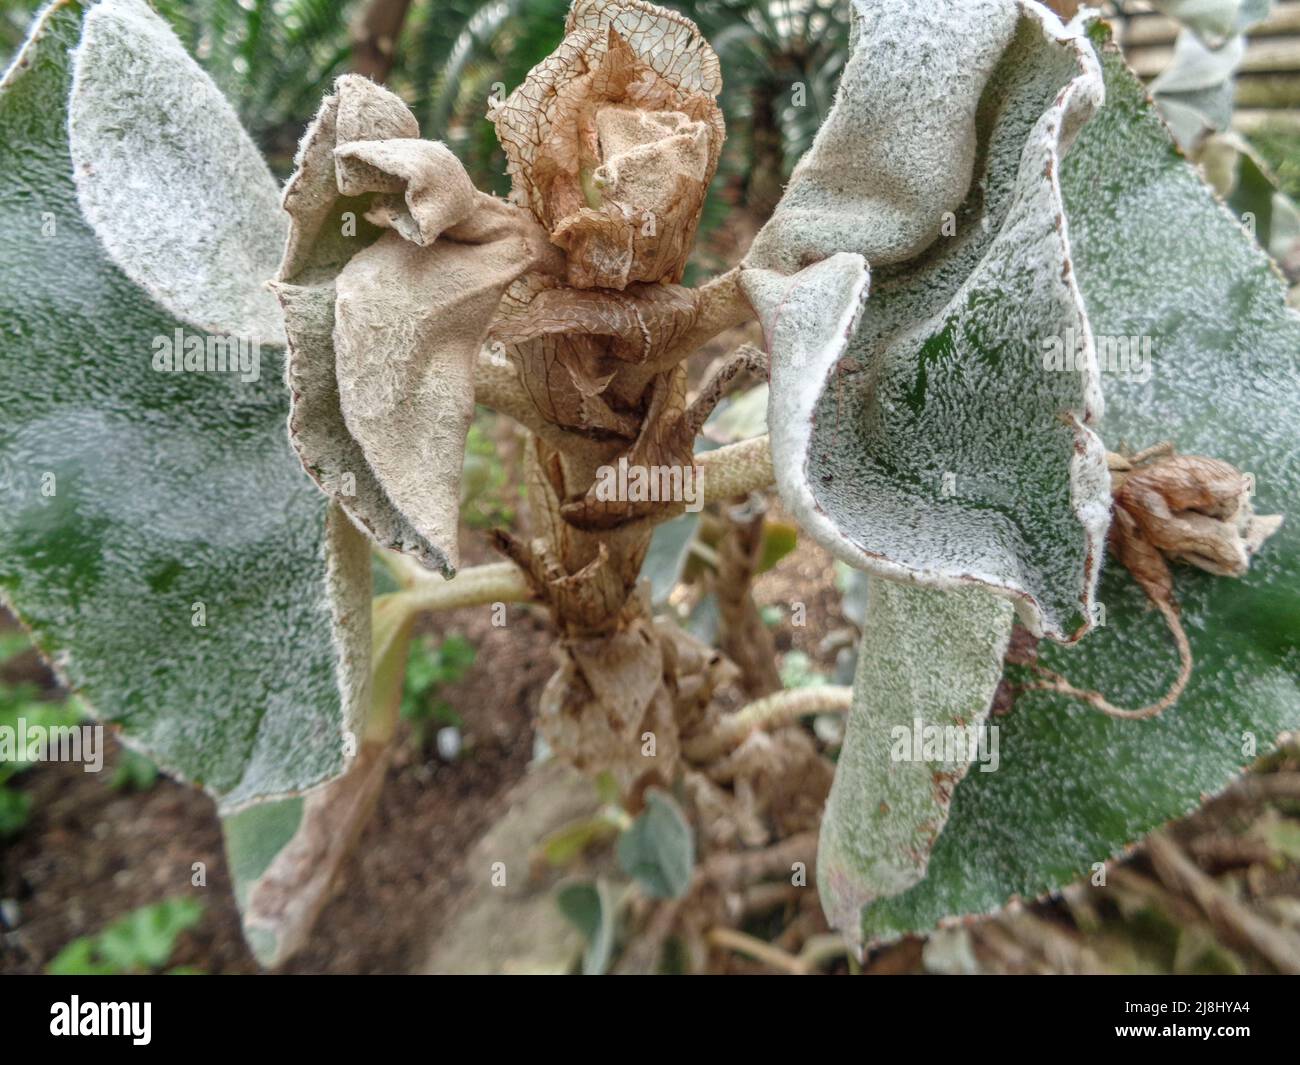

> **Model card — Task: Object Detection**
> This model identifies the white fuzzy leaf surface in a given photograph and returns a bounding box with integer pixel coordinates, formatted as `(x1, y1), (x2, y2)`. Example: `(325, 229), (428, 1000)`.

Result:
(746, 0), (1110, 641)
(819, 579), (1012, 950)
(68, 0), (287, 344)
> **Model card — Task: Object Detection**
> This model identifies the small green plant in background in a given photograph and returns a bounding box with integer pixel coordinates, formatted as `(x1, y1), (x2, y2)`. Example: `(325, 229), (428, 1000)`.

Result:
(778, 650), (830, 691)
(110, 748), (160, 793)
(0, 632), (81, 838)
(400, 634), (477, 751)
(47, 897), (205, 975)
(460, 416), (518, 530)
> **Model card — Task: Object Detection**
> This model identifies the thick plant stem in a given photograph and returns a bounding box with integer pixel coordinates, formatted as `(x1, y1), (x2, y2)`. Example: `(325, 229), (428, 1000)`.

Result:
(713, 493), (782, 697)
(476, 353), (776, 508)
(474, 352), (618, 461)
(684, 685), (852, 763)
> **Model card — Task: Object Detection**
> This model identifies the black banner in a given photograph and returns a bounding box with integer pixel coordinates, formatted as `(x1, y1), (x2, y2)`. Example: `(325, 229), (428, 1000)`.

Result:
(0, 975), (1291, 1052)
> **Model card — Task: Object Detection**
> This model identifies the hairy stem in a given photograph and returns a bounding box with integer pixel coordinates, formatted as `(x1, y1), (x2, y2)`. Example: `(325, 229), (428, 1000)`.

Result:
(399, 560), (534, 613)
(699, 434), (774, 502)
(684, 685), (852, 763)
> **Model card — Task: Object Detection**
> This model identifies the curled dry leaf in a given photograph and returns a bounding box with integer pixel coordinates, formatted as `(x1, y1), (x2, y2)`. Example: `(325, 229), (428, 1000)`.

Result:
(227, 739), (392, 967)
(491, 0), (723, 290)
(562, 369), (698, 530)
(742, 0), (1110, 642)
(533, 593), (742, 792)
(274, 76), (559, 576)
(539, 612), (680, 792)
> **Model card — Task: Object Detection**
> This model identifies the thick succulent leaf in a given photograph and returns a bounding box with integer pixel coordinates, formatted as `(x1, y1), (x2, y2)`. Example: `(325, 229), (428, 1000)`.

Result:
(819, 580), (1012, 949)
(67, 0), (286, 344)
(0, 1), (371, 811)
(747, 0), (1109, 641)
(745, 0), (1020, 271)
(857, 25), (1300, 943)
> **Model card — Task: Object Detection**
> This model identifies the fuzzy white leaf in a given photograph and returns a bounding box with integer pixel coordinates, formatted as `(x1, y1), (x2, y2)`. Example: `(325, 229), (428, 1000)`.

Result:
(68, 0), (287, 344)
(745, 0), (1110, 641)
(819, 579), (1012, 950)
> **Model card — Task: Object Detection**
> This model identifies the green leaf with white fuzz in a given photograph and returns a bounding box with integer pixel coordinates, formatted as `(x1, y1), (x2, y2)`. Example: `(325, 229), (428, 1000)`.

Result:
(819, 580), (1012, 950)
(617, 789), (694, 900)
(855, 23), (1300, 945)
(747, 0), (1110, 642)
(0, 1), (371, 811)
(223, 584), (420, 968)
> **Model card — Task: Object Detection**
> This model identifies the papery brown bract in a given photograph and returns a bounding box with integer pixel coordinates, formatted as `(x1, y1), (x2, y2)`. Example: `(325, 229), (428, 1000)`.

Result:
(491, 0), (724, 290)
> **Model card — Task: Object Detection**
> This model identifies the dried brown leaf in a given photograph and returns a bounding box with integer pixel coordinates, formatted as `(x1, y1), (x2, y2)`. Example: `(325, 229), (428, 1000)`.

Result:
(489, 277), (701, 439)
(277, 77), (557, 575)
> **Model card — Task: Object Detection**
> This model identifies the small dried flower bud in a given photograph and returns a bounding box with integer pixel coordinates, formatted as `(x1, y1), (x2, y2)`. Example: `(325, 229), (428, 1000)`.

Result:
(1107, 503), (1174, 605)
(1112, 452), (1283, 578)
(491, 1), (724, 291)
(1039, 448), (1284, 721)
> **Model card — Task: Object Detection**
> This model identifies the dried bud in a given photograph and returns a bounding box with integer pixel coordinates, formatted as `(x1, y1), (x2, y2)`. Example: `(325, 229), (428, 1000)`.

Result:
(491, 0), (724, 290)
(1029, 448), (1283, 721)
(1111, 451), (1283, 578)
